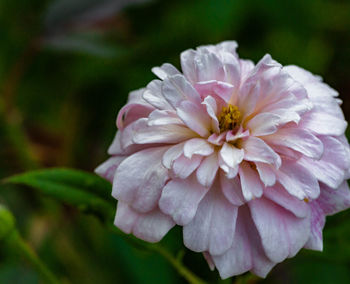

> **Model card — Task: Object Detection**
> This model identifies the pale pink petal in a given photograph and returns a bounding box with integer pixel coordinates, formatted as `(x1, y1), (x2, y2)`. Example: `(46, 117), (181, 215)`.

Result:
(203, 252), (215, 271)
(112, 147), (169, 213)
(264, 184), (309, 218)
(196, 81), (234, 104)
(299, 111), (347, 136)
(147, 109), (183, 126)
(299, 136), (349, 188)
(143, 80), (173, 110)
(183, 185), (238, 255)
(317, 182), (350, 215)
(95, 156), (126, 182)
(162, 74), (201, 107)
(196, 152), (220, 187)
(114, 202), (175, 243)
(212, 206), (275, 279)
(247, 112), (281, 136)
(207, 132), (226, 146)
(152, 63), (180, 80)
(220, 172), (245, 206)
(219, 142), (244, 169)
(173, 155), (202, 179)
(275, 159), (320, 200)
(264, 127), (324, 159)
(117, 102), (154, 129)
(177, 101), (211, 137)
(133, 118), (196, 144)
(255, 163), (276, 187)
(239, 162), (263, 201)
(159, 176), (209, 225)
(162, 142), (185, 169)
(183, 138), (214, 158)
(304, 201), (325, 251)
(242, 137), (281, 168)
(180, 49), (198, 83)
(202, 95), (220, 133)
(249, 198), (311, 263)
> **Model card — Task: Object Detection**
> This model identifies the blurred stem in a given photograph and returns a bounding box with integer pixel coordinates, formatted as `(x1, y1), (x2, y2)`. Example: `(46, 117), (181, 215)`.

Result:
(0, 40), (41, 170)
(5, 229), (61, 284)
(151, 245), (207, 284)
(108, 225), (206, 284)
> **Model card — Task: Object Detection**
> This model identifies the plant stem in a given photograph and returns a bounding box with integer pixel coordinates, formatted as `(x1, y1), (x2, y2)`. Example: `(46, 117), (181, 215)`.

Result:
(151, 244), (207, 284)
(6, 230), (61, 284)
(108, 225), (206, 284)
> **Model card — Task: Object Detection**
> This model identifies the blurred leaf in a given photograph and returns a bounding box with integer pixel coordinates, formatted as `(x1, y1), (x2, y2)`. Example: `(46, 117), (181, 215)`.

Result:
(45, 0), (150, 33)
(0, 205), (16, 240)
(43, 32), (128, 58)
(2, 168), (114, 222)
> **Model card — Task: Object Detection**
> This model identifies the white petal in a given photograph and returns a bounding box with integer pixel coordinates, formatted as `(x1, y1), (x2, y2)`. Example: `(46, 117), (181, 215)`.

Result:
(275, 159), (320, 200)
(196, 152), (219, 187)
(243, 137), (281, 168)
(177, 101), (211, 137)
(264, 127), (324, 159)
(162, 142), (185, 169)
(159, 176), (209, 225)
(143, 80), (173, 110)
(247, 112), (281, 136)
(239, 162), (263, 201)
(249, 198), (311, 263)
(183, 138), (214, 158)
(133, 118), (196, 144)
(219, 142), (244, 169)
(151, 63), (180, 80)
(162, 74), (201, 108)
(173, 155), (202, 179)
(115, 202), (174, 243)
(183, 186), (238, 255)
(220, 172), (245, 206)
(112, 147), (168, 213)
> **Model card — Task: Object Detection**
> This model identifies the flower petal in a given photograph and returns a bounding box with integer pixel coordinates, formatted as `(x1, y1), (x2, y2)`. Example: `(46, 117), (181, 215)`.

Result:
(264, 184), (309, 218)
(112, 147), (169, 213)
(177, 100), (211, 137)
(183, 185), (238, 255)
(220, 142), (244, 169)
(115, 202), (175, 243)
(143, 80), (173, 110)
(264, 128), (324, 159)
(152, 63), (180, 80)
(162, 74), (201, 108)
(249, 198), (311, 263)
(212, 206), (275, 279)
(239, 162), (263, 201)
(242, 137), (281, 168)
(220, 172), (245, 206)
(183, 138), (214, 158)
(275, 159), (320, 200)
(196, 152), (220, 187)
(317, 182), (350, 215)
(159, 176), (209, 225)
(173, 155), (202, 179)
(247, 112), (281, 136)
(95, 156), (126, 182)
(133, 118), (196, 144)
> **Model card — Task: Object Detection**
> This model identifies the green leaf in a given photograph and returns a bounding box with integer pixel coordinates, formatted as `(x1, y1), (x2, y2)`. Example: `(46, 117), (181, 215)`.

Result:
(2, 168), (114, 222)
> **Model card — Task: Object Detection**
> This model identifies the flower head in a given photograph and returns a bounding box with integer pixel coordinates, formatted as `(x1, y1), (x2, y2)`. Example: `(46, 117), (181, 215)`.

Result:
(96, 41), (350, 278)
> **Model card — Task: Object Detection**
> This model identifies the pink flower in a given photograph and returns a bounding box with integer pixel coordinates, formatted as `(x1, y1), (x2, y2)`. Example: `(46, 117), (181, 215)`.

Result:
(96, 41), (350, 278)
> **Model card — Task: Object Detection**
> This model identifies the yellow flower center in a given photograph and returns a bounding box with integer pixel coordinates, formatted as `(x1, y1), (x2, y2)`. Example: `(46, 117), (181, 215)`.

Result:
(218, 104), (242, 132)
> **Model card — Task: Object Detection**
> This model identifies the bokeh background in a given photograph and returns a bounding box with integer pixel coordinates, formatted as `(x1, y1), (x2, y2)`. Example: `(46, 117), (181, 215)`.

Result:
(1, 0), (350, 283)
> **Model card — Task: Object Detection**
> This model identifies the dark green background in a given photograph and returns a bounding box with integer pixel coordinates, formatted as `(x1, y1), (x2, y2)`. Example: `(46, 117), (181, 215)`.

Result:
(1, 0), (350, 283)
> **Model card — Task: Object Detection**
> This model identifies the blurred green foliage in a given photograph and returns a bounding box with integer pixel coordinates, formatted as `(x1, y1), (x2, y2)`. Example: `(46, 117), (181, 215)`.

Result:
(0, 0), (350, 283)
